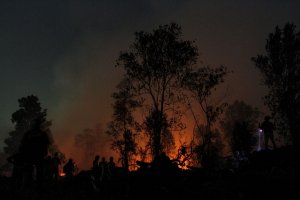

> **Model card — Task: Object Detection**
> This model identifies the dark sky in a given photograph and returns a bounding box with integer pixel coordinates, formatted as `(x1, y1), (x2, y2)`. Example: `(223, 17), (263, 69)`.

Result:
(1, 0), (300, 156)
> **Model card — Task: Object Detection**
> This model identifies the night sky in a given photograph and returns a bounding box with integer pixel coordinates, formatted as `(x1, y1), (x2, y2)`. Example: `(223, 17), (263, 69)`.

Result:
(1, 0), (300, 159)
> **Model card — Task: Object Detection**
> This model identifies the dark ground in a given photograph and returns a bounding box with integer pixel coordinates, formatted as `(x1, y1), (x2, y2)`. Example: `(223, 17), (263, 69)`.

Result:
(1, 146), (300, 200)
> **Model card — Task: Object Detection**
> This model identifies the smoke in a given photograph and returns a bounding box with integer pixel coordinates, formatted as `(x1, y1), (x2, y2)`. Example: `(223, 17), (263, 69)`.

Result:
(44, 1), (186, 168)
(49, 33), (123, 167)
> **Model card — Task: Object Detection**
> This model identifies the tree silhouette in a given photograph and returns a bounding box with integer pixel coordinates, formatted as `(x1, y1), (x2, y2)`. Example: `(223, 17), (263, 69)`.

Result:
(3, 95), (53, 155)
(221, 100), (261, 155)
(73, 126), (104, 169)
(183, 66), (228, 168)
(106, 79), (139, 171)
(144, 109), (175, 158)
(252, 23), (300, 148)
(232, 121), (255, 154)
(116, 23), (198, 159)
(192, 124), (225, 169)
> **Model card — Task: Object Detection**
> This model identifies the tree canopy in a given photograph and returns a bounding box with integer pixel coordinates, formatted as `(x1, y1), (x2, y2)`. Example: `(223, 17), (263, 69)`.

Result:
(116, 23), (198, 159)
(111, 23), (229, 169)
(106, 79), (139, 171)
(4, 95), (53, 155)
(221, 100), (261, 155)
(252, 23), (300, 147)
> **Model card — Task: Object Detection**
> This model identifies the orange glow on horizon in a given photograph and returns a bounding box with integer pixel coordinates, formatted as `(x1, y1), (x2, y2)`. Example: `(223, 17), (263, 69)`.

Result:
(55, 121), (197, 172)
(54, 107), (212, 172)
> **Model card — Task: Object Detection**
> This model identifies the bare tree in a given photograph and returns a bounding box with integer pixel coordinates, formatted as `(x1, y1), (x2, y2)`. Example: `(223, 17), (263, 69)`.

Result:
(74, 126), (103, 169)
(183, 66), (229, 168)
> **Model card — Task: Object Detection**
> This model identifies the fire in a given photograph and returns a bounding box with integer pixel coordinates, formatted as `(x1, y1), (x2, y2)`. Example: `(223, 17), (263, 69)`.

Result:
(59, 172), (66, 177)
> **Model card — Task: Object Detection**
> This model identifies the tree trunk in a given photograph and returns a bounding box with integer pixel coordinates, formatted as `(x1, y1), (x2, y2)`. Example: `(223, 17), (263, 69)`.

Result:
(153, 111), (163, 159)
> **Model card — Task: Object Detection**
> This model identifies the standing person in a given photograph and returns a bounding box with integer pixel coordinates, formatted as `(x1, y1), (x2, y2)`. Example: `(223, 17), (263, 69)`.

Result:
(107, 156), (116, 180)
(91, 155), (101, 188)
(7, 152), (25, 191)
(106, 156), (117, 198)
(92, 155), (100, 172)
(51, 152), (61, 181)
(99, 157), (109, 184)
(44, 155), (53, 181)
(63, 159), (75, 179)
(19, 118), (50, 186)
(260, 115), (277, 150)
(108, 157), (116, 174)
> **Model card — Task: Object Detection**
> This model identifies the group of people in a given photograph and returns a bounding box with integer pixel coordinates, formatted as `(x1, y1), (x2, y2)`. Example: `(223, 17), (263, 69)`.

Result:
(90, 155), (116, 190)
(6, 117), (81, 191)
(6, 116), (120, 191)
(43, 152), (62, 181)
(6, 113), (278, 191)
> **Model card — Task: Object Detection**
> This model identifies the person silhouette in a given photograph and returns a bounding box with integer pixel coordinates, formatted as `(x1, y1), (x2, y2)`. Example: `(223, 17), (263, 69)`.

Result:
(99, 157), (108, 183)
(91, 155), (101, 188)
(44, 155), (53, 181)
(260, 115), (277, 150)
(92, 155), (100, 171)
(7, 152), (25, 190)
(107, 156), (116, 179)
(19, 117), (50, 185)
(63, 158), (75, 179)
(51, 152), (61, 181)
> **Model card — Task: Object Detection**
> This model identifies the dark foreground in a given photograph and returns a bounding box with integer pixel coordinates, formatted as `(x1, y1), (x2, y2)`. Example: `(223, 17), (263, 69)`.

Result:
(1, 147), (300, 200)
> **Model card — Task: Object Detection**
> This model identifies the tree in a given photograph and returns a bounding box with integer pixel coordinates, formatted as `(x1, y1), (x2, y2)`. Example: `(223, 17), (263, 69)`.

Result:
(144, 109), (175, 158)
(192, 124), (225, 169)
(73, 126), (104, 169)
(252, 23), (300, 148)
(3, 95), (53, 155)
(106, 79), (139, 171)
(221, 100), (261, 155)
(0, 151), (10, 176)
(116, 23), (198, 159)
(183, 66), (228, 168)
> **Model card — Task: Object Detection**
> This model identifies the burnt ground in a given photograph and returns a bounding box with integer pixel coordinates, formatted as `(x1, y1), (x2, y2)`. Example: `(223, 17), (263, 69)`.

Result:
(1, 146), (300, 200)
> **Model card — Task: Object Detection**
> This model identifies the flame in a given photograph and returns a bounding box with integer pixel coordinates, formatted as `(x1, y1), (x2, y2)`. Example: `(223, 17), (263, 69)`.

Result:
(59, 172), (66, 177)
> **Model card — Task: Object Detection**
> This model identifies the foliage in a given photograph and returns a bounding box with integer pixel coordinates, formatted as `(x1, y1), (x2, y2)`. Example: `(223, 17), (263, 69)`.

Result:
(221, 100), (261, 155)
(3, 95), (53, 155)
(231, 121), (256, 154)
(252, 23), (300, 146)
(183, 66), (229, 167)
(116, 23), (198, 159)
(192, 125), (225, 169)
(144, 110), (175, 158)
(73, 126), (103, 169)
(106, 79), (139, 171)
